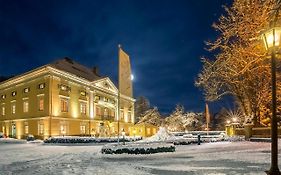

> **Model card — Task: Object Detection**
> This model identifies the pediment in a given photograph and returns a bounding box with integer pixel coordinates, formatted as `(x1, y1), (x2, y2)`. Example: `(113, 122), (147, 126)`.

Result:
(92, 77), (118, 93)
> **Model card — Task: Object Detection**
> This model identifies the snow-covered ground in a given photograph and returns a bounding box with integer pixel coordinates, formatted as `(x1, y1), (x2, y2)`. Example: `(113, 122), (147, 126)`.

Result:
(0, 141), (279, 175)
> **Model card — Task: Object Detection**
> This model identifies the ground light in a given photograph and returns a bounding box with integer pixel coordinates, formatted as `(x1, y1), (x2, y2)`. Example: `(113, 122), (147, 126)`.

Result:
(261, 26), (281, 175)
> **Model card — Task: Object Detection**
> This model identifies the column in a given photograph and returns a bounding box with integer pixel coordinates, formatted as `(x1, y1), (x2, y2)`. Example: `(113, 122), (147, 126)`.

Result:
(131, 102), (135, 124)
(89, 91), (94, 119)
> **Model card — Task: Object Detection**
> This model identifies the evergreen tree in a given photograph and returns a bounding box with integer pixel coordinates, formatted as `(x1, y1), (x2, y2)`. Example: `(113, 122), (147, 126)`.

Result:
(134, 96), (150, 122)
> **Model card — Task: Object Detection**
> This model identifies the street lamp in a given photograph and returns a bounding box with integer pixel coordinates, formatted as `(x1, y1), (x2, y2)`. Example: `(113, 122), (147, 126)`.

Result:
(121, 129), (126, 145)
(226, 120), (231, 124)
(261, 26), (281, 175)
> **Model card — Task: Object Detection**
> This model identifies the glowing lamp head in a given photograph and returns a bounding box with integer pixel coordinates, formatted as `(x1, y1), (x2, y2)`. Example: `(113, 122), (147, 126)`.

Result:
(232, 117), (237, 122)
(131, 74), (134, 81)
(226, 120), (231, 124)
(262, 27), (281, 50)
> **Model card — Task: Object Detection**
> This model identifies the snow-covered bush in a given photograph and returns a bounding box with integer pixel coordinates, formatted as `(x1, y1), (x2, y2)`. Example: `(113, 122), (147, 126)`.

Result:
(26, 134), (35, 141)
(225, 136), (245, 142)
(44, 136), (142, 144)
(101, 143), (175, 154)
(0, 138), (26, 144)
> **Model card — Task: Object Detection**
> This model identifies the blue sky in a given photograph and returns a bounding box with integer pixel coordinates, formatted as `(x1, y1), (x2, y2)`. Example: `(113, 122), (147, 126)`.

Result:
(0, 0), (232, 114)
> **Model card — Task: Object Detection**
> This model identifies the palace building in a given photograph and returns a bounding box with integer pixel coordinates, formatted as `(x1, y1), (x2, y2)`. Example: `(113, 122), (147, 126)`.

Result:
(0, 57), (135, 139)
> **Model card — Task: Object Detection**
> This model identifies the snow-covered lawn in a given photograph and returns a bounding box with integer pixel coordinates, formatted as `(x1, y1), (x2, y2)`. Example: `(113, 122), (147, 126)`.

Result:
(0, 141), (279, 175)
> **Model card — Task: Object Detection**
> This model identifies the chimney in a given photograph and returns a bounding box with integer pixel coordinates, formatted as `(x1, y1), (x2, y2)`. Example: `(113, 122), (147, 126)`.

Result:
(92, 66), (99, 76)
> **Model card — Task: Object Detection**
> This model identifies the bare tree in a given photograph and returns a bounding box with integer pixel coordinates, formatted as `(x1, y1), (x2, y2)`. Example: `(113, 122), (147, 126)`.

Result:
(196, 0), (281, 126)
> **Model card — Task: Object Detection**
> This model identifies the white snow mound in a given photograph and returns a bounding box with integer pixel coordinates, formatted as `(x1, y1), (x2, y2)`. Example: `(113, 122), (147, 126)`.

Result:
(142, 127), (175, 142)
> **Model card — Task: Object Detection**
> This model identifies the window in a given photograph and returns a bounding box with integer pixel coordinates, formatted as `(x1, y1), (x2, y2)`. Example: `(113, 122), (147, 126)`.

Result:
(38, 123), (44, 135)
(96, 106), (101, 116)
(2, 106), (5, 116)
(61, 98), (68, 112)
(80, 125), (86, 134)
(80, 102), (86, 114)
(104, 108), (109, 116)
(128, 112), (131, 122)
(11, 91), (17, 97)
(38, 83), (45, 89)
(24, 125), (29, 134)
(39, 99), (44, 111)
(60, 125), (67, 135)
(111, 110), (115, 117)
(80, 91), (86, 96)
(11, 104), (16, 114)
(59, 84), (71, 92)
(1, 95), (6, 99)
(120, 110), (124, 121)
(23, 88), (30, 93)
(61, 85), (67, 91)
(94, 96), (100, 102)
(23, 101), (29, 113)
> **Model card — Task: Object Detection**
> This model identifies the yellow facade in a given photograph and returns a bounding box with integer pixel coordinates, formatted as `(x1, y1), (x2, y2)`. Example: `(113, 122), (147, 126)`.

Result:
(129, 123), (158, 138)
(0, 58), (135, 140)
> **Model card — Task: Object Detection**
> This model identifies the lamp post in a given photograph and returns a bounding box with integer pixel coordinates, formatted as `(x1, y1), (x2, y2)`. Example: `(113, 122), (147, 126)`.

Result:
(261, 27), (281, 175)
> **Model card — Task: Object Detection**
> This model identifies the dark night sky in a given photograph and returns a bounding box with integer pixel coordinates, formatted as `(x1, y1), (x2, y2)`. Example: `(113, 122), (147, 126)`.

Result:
(0, 0), (233, 114)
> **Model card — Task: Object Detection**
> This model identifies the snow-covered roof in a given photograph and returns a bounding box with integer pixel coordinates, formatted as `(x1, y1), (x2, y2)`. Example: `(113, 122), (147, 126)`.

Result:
(49, 57), (103, 81)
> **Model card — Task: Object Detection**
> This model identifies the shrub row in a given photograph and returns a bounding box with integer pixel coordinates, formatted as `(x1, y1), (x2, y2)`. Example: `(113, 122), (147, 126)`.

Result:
(44, 137), (141, 144)
(101, 146), (175, 154)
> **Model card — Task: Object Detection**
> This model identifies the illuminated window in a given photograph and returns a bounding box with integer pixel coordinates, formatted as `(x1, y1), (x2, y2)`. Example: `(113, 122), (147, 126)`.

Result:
(23, 88), (30, 93)
(23, 101), (29, 113)
(38, 123), (44, 135)
(61, 85), (67, 91)
(80, 102), (86, 114)
(1, 95), (6, 99)
(2, 106), (5, 116)
(80, 91), (86, 96)
(80, 125), (86, 134)
(39, 99), (44, 111)
(11, 91), (17, 97)
(61, 98), (68, 112)
(94, 96), (100, 102)
(11, 104), (16, 114)
(104, 108), (109, 116)
(38, 83), (45, 89)
(24, 124), (29, 134)
(96, 106), (101, 116)
(147, 128), (151, 135)
(111, 110), (115, 117)
(59, 84), (71, 92)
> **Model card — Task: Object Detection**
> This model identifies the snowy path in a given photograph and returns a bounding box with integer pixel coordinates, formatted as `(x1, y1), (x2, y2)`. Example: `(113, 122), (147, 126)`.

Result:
(0, 141), (279, 175)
